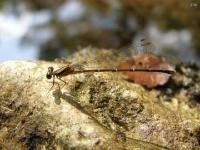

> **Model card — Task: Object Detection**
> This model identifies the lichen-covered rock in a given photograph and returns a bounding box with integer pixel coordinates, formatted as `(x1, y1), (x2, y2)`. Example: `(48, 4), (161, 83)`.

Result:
(0, 48), (199, 150)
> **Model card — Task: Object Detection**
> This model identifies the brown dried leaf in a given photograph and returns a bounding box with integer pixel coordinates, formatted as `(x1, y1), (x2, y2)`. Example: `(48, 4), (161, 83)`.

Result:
(117, 53), (175, 88)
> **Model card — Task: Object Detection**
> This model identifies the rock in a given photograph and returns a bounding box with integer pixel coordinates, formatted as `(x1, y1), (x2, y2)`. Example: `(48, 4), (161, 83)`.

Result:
(0, 48), (199, 150)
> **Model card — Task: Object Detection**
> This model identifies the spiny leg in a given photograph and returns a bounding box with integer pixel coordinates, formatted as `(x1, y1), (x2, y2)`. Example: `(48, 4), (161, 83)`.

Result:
(70, 75), (76, 92)
(48, 76), (55, 92)
(49, 76), (61, 92)
(57, 76), (66, 89)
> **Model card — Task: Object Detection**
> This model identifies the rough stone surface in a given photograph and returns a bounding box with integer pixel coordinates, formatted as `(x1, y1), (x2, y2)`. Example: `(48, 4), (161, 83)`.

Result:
(0, 48), (199, 150)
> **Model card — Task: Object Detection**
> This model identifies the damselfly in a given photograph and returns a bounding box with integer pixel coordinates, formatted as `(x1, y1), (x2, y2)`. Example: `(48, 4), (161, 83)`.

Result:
(46, 38), (176, 90)
(46, 65), (175, 89)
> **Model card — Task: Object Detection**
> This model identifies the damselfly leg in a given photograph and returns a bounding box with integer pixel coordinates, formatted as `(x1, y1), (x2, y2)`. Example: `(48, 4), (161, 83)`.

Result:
(57, 76), (67, 89)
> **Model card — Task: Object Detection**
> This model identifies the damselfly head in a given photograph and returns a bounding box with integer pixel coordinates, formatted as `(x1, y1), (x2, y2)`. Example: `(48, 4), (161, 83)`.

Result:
(46, 66), (54, 79)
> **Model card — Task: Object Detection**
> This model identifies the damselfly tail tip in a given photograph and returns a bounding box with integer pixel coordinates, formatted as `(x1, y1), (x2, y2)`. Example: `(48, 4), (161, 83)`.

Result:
(164, 68), (176, 75)
(171, 69), (176, 74)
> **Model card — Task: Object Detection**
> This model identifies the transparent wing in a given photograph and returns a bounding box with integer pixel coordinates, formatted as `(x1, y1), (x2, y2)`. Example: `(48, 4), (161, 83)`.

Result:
(67, 47), (117, 71)
(117, 38), (157, 64)
(131, 38), (156, 55)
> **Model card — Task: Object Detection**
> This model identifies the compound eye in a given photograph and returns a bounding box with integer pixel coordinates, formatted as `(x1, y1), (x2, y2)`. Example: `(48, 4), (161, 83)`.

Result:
(48, 66), (54, 72)
(46, 74), (52, 79)
(46, 66), (54, 79)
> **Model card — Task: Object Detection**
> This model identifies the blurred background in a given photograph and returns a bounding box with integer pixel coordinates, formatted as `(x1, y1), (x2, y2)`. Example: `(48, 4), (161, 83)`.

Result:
(0, 0), (200, 64)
